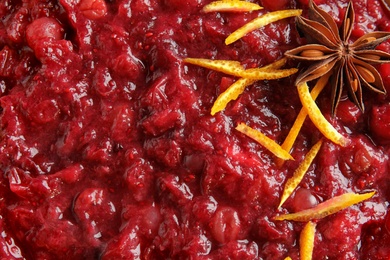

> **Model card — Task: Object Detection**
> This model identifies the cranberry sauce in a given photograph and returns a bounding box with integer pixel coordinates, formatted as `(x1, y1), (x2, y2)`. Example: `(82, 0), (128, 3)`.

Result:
(0, 0), (389, 259)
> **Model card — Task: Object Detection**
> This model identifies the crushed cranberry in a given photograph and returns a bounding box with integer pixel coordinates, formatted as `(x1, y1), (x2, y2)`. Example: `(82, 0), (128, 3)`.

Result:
(0, 0), (390, 259)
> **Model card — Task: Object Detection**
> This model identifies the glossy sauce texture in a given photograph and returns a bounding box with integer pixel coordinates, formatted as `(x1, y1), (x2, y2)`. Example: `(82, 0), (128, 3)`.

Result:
(0, 0), (390, 259)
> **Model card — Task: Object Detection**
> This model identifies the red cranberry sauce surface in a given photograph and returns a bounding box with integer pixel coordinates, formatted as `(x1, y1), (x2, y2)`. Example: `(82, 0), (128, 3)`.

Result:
(1, 0), (390, 259)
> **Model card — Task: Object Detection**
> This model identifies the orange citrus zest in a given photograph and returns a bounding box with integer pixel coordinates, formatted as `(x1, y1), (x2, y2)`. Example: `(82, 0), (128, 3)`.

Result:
(297, 82), (350, 147)
(300, 221), (316, 260)
(211, 78), (256, 115)
(184, 58), (245, 76)
(280, 72), (331, 155)
(274, 191), (375, 222)
(284, 257), (292, 260)
(278, 139), (323, 208)
(203, 0), (263, 13)
(261, 57), (288, 70)
(236, 122), (294, 160)
(225, 9), (302, 45)
(237, 67), (298, 80)
(210, 58), (289, 115)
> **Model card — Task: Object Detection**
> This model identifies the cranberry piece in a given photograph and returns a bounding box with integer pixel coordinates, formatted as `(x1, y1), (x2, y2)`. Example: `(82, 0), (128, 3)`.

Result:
(52, 164), (83, 184)
(291, 188), (318, 212)
(26, 17), (64, 51)
(370, 105), (390, 144)
(112, 53), (142, 78)
(144, 137), (182, 168)
(142, 109), (183, 136)
(73, 188), (118, 245)
(0, 46), (17, 77)
(336, 100), (362, 126)
(192, 196), (218, 222)
(385, 211), (390, 234)
(100, 226), (141, 259)
(6, 7), (29, 44)
(163, 0), (202, 11)
(110, 104), (135, 143)
(298, 0), (325, 5)
(92, 66), (117, 97)
(124, 159), (154, 201)
(79, 0), (107, 19)
(261, 0), (290, 10)
(158, 174), (194, 205)
(28, 99), (60, 125)
(210, 207), (241, 244)
(379, 63), (390, 92)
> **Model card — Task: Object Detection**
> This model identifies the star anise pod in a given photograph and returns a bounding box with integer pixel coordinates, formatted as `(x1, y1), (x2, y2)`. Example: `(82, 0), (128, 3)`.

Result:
(285, 0), (390, 115)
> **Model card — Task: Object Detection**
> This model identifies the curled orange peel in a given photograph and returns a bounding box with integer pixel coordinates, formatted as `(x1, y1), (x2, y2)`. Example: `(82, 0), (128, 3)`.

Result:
(211, 78), (256, 115)
(236, 122), (294, 160)
(300, 221), (316, 260)
(274, 191), (375, 222)
(183, 58), (245, 75)
(278, 139), (323, 208)
(203, 0), (263, 13)
(225, 9), (302, 45)
(297, 82), (350, 147)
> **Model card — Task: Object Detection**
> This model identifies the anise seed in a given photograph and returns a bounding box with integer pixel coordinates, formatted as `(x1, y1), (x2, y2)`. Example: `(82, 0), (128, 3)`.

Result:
(356, 65), (376, 83)
(344, 18), (351, 38)
(312, 64), (329, 75)
(351, 79), (358, 92)
(363, 36), (377, 43)
(300, 49), (325, 57)
(359, 53), (381, 60)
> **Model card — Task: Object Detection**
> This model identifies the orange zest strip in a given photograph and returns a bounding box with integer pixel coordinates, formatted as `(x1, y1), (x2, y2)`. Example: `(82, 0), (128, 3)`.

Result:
(297, 82), (350, 147)
(183, 58), (245, 76)
(280, 72), (331, 155)
(284, 257), (292, 260)
(211, 78), (256, 115)
(237, 67), (298, 80)
(225, 9), (302, 45)
(274, 191), (375, 222)
(278, 139), (323, 208)
(236, 122), (294, 160)
(300, 221), (316, 260)
(261, 57), (288, 70)
(203, 0), (263, 13)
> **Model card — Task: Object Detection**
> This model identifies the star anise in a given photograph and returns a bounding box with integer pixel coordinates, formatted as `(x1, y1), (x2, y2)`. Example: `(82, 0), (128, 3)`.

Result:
(285, 0), (390, 115)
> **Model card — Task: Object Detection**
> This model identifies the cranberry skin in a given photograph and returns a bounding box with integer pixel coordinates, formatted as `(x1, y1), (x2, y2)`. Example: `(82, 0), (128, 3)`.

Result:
(370, 105), (390, 144)
(79, 0), (107, 19)
(26, 17), (64, 51)
(291, 188), (318, 212)
(298, 0), (325, 5)
(28, 99), (60, 125)
(379, 63), (390, 92)
(73, 188), (118, 245)
(0, 46), (17, 78)
(386, 211), (390, 234)
(6, 7), (29, 44)
(336, 100), (362, 126)
(261, 0), (290, 10)
(211, 207), (241, 244)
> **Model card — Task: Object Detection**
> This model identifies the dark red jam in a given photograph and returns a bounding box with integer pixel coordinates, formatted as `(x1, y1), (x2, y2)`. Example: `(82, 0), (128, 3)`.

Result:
(1, 0), (390, 259)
